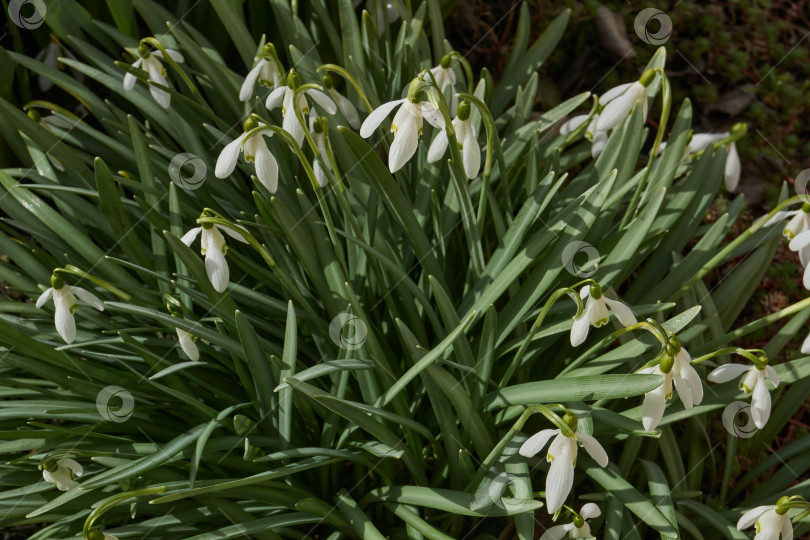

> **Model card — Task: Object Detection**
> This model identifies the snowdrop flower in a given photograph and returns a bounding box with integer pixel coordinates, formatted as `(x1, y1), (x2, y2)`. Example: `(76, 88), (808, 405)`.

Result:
(429, 55), (458, 114)
(240, 43), (283, 101)
(216, 117), (279, 193)
(176, 328), (200, 361)
(360, 78), (445, 173)
(321, 73), (360, 129)
(40, 458), (82, 491)
(34, 35), (82, 92)
(596, 72), (656, 132)
(660, 132), (741, 191)
(708, 362), (779, 428)
(519, 413), (608, 514)
(427, 100), (480, 179)
(540, 503), (601, 540)
(122, 43), (184, 109)
(639, 339), (703, 431)
(570, 283), (636, 346)
(182, 221), (248, 293)
(737, 500), (793, 540)
(266, 69), (336, 146)
(560, 114), (608, 158)
(36, 274), (104, 344)
(309, 113), (332, 187)
(769, 203), (810, 242)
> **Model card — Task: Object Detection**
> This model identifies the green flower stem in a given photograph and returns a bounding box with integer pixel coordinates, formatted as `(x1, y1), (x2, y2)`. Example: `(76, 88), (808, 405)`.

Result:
(457, 92), (508, 235)
(620, 69), (671, 230)
(674, 194), (806, 300)
(83, 486), (166, 538)
(424, 72), (485, 277)
(499, 286), (587, 387)
(694, 295), (810, 356)
(449, 51), (475, 93)
(54, 265), (131, 301)
(316, 64), (374, 112)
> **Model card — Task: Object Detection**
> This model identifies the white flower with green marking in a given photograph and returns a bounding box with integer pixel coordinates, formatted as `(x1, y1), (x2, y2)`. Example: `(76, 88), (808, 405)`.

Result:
(540, 503), (601, 540)
(737, 501), (793, 540)
(216, 117), (279, 193)
(640, 341), (703, 431)
(570, 284), (636, 346)
(427, 100), (480, 179)
(182, 222), (248, 293)
(36, 274), (104, 344)
(240, 43), (283, 101)
(40, 458), (82, 491)
(265, 70), (336, 146)
(709, 362), (779, 428)
(122, 43), (184, 109)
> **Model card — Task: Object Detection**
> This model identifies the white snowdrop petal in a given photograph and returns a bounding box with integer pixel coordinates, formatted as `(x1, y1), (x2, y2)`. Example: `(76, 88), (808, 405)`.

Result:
(177, 328), (200, 361)
(598, 82), (633, 105)
(254, 139), (279, 193)
(427, 131), (449, 163)
(181, 227), (203, 246)
(306, 89), (337, 114)
(751, 377), (771, 429)
(205, 243), (230, 293)
(545, 437), (575, 514)
(360, 99), (404, 138)
(215, 135), (246, 178)
(707, 363), (749, 383)
(764, 365), (779, 386)
(576, 432), (608, 467)
(36, 288), (53, 308)
(265, 85), (287, 109)
(59, 458), (83, 477)
(388, 118), (419, 173)
(420, 102), (445, 129)
(69, 287), (104, 311)
(518, 428), (558, 458)
(781, 515), (793, 540)
(737, 505), (774, 530)
(54, 297), (76, 344)
(642, 379), (667, 432)
(580, 502), (601, 519)
(603, 297), (637, 326)
(239, 63), (263, 101)
(724, 143), (741, 191)
(462, 128), (481, 179)
(569, 306), (592, 346)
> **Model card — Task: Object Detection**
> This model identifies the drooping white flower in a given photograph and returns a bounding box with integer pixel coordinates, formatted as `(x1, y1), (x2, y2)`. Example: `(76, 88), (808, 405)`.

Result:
(321, 73), (360, 129)
(737, 505), (793, 540)
(36, 275), (104, 344)
(639, 344), (704, 431)
(182, 222), (248, 293)
(519, 425), (608, 514)
(360, 82), (445, 173)
(660, 132), (741, 191)
(309, 112), (332, 188)
(216, 117), (279, 193)
(122, 43), (184, 109)
(570, 284), (637, 346)
(596, 81), (648, 132)
(41, 458), (83, 491)
(265, 70), (337, 146)
(240, 43), (283, 101)
(427, 100), (480, 179)
(561, 114), (608, 158)
(540, 503), (602, 540)
(34, 35), (83, 92)
(176, 328), (200, 361)
(429, 56), (458, 115)
(708, 363), (779, 428)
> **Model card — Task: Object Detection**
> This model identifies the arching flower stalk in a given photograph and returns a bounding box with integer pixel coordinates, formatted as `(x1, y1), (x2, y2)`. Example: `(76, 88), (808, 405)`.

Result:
(122, 42), (184, 108)
(360, 77), (445, 173)
(36, 273), (104, 344)
(240, 43), (284, 101)
(427, 99), (480, 179)
(265, 69), (336, 146)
